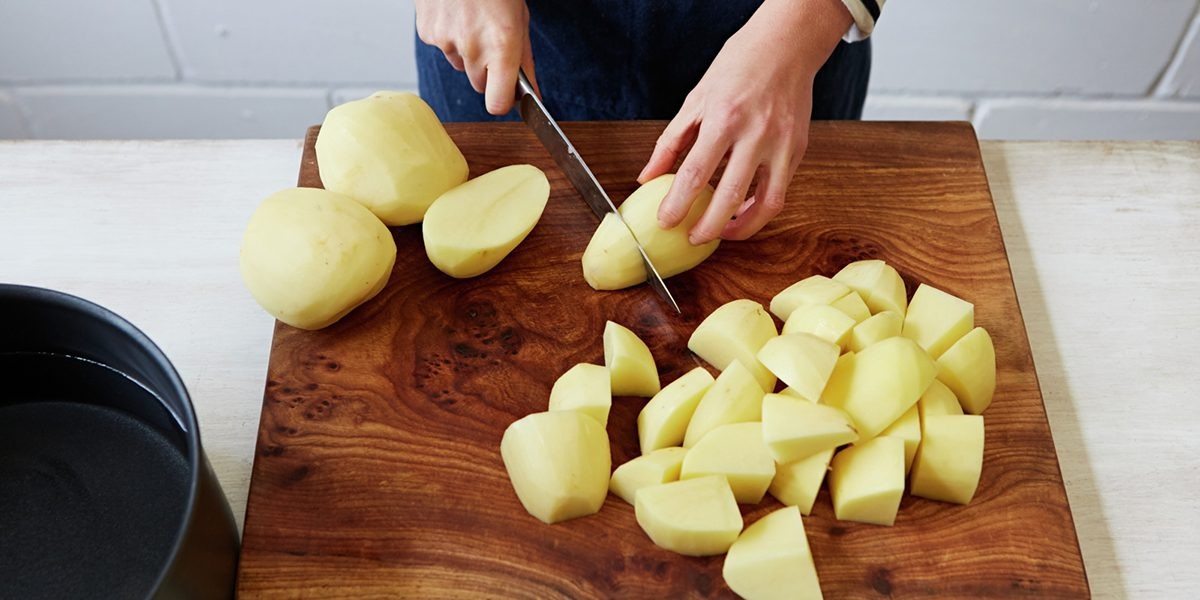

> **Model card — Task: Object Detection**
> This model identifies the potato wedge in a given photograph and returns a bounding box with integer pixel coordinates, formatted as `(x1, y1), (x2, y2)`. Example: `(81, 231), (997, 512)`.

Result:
(638, 367), (714, 454)
(902, 283), (974, 358)
(829, 436), (905, 526)
(635, 475), (743, 556)
(723, 506), (823, 600)
(756, 333), (839, 403)
(821, 337), (936, 440)
(680, 422), (775, 504)
(604, 321), (660, 397)
(762, 394), (858, 464)
(688, 299), (778, 392)
(936, 327), (996, 414)
(832, 259), (908, 316)
(422, 164), (549, 278)
(548, 363), (611, 426)
(683, 360), (764, 448)
(910, 414), (984, 504)
(769, 449), (834, 516)
(770, 275), (851, 321)
(610, 447), (688, 505)
(781, 304), (856, 349)
(848, 310), (903, 353)
(500, 411), (610, 524)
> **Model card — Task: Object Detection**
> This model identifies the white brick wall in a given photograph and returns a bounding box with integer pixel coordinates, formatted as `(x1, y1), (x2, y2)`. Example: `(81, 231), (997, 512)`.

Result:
(1, 0), (1198, 140)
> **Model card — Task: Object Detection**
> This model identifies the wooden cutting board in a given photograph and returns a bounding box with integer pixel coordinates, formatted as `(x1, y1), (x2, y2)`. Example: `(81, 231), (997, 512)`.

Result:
(236, 121), (1089, 598)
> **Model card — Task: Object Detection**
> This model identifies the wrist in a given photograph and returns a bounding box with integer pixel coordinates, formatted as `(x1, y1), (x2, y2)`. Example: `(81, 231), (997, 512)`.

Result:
(756, 0), (854, 74)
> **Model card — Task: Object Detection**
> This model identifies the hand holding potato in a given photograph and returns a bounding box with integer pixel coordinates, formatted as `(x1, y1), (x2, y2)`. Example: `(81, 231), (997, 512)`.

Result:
(415, 0), (538, 115)
(638, 0), (853, 243)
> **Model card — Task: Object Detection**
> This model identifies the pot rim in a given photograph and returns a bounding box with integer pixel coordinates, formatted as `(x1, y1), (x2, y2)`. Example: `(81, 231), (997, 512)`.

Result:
(0, 283), (203, 599)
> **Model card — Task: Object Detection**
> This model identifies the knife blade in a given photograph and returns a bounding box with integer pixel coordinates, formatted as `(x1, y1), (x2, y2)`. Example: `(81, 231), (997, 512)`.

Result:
(515, 69), (681, 314)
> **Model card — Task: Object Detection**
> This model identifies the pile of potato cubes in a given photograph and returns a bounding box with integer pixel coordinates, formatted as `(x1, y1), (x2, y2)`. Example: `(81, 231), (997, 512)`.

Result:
(500, 259), (995, 599)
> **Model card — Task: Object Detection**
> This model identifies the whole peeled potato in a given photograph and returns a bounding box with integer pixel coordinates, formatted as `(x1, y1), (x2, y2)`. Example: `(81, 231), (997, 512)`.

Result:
(240, 187), (397, 330)
(316, 91), (469, 226)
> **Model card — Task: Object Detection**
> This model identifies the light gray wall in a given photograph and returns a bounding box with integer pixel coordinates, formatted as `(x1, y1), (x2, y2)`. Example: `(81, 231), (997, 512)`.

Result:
(1, 0), (1198, 140)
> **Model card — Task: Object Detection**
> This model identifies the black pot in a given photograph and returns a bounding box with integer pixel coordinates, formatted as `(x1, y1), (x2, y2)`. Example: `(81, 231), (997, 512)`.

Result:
(0, 285), (239, 599)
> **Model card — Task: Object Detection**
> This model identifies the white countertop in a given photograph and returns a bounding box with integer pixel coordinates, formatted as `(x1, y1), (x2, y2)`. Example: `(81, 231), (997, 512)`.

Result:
(1, 138), (1197, 598)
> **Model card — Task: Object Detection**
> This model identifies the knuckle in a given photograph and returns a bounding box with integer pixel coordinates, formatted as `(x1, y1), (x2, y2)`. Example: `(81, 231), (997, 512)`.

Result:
(675, 164), (707, 190)
(761, 192), (786, 214)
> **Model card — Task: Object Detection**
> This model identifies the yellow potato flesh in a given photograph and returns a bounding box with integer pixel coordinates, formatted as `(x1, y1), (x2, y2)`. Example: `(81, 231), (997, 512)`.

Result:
(848, 310), (903, 353)
(769, 275), (851, 321)
(548, 363), (611, 426)
(680, 422), (776, 504)
(829, 436), (905, 526)
(779, 387), (812, 401)
(936, 327), (996, 414)
(910, 414), (984, 504)
(610, 447), (688, 505)
(604, 320), (660, 397)
(688, 299), (778, 392)
(723, 506), (823, 600)
(581, 212), (646, 290)
(581, 174), (719, 289)
(879, 405), (921, 473)
(239, 188), (396, 330)
(830, 291), (871, 324)
(902, 283), (974, 358)
(500, 411), (611, 524)
(781, 304), (856, 349)
(762, 393), (858, 464)
(821, 336), (936, 441)
(756, 333), (839, 402)
(832, 259), (908, 317)
(422, 164), (549, 278)
(638, 367), (714, 454)
(683, 360), (764, 448)
(635, 475), (743, 556)
(917, 379), (963, 431)
(316, 91), (468, 225)
(769, 449), (834, 516)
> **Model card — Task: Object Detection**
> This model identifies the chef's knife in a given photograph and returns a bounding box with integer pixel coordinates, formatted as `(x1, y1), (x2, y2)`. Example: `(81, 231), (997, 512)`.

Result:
(516, 69), (681, 314)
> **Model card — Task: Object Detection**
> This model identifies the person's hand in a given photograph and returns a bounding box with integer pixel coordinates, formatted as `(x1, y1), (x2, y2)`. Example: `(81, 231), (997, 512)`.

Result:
(638, 0), (853, 243)
(415, 0), (538, 115)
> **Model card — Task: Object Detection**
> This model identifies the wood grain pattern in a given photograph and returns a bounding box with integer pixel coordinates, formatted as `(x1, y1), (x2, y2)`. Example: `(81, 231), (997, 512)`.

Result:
(236, 121), (1089, 598)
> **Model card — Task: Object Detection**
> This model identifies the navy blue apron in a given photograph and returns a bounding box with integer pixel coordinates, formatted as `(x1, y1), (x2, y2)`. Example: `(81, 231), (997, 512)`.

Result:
(416, 1), (870, 122)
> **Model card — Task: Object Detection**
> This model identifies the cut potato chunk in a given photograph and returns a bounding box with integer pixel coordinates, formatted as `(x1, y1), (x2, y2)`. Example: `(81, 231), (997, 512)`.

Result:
(610, 447), (688, 505)
(683, 360), (764, 448)
(581, 212), (646, 290)
(781, 304), (856, 349)
(240, 187), (397, 330)
(832, 259), (908, 316)
(548, 363), (611, 426)
(680, 422), (775, 503)
(829, 436), (905, 526)
(848, 310), (903, 353)
(910, 414), (984, 504)
(769, 449), (834, 516)
(581, 174), (719, 289)
(422, 164), (549, 278)
(500, 411), (610, 524)
(639, 367), (714, 454)
(917, 379), (963, 429)
(688, 299), (778, 392)
(762, 394), (857, 464)
(635, 475), (743, 556)
(879, 405), (920, 473)
(830, 291), (871, 324)
(821, 336), (936, 440)
(723, 506), (823, 600)
(769, 275), (851, 321)
(316, 91), (468, 225)
(756, 333), (839, 403)
(604, 321), (660, 397)
(936, 327), (996, 414)
(902, 283), (974, 358)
